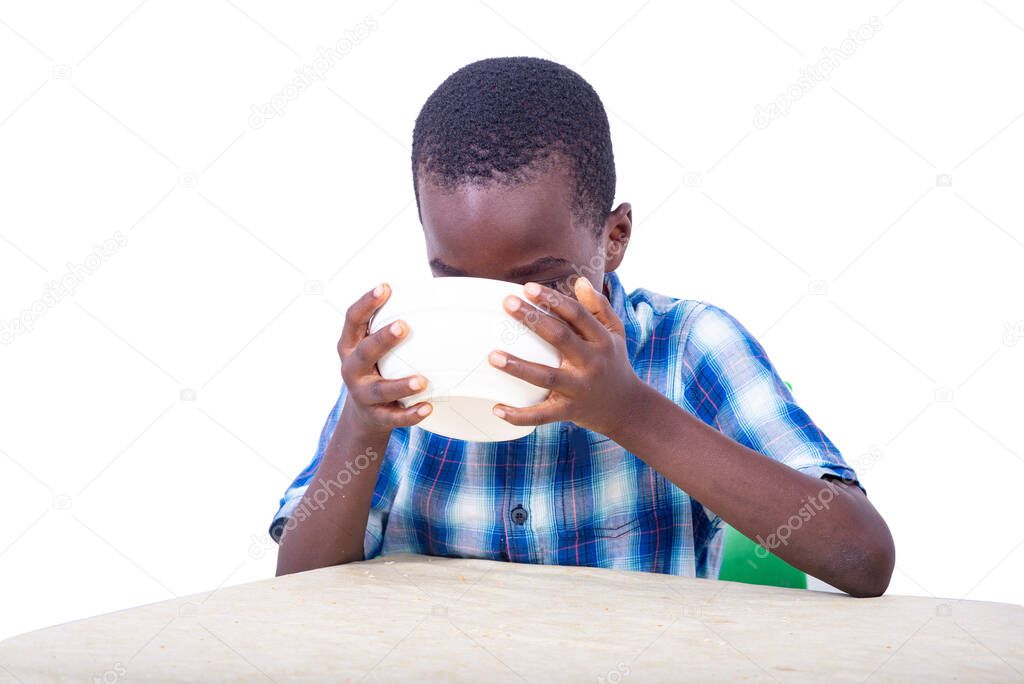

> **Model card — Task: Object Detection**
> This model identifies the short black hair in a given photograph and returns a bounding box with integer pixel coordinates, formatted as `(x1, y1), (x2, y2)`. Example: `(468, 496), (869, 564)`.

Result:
(412, 56), (616, 234)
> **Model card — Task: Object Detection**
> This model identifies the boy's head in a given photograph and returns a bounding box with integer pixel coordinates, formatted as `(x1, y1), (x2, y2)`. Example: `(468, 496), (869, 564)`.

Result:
(412, 56), (631, 295)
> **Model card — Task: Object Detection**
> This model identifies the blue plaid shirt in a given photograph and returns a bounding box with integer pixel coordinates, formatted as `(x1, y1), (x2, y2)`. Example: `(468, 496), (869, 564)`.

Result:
(270, 271), (859, 578)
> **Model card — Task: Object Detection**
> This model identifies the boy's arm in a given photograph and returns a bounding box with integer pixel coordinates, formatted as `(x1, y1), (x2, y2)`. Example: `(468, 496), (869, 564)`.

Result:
(607, 385), (893, 597)
(275, 284), (432, 576)
(275, 404), (392, 575)
(490, 278), (894, 597)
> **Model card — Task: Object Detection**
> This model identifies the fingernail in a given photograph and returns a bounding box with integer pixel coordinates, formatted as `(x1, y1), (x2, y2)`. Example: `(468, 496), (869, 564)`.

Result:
(492, 406), (506, 418)
(489, 351), (507, 367)
(504, 296), (521, 312)
(524, 282), (541, 297)
(417, 404), (432, 416)
(390, 321), (404, 336)
(409, 376), (424, 390)
(373, 283), (386, 297)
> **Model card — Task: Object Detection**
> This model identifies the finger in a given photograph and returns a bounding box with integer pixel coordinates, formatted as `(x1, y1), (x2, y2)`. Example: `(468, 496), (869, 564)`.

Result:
(339, 283), (390, 358)
(522, 281), (606, 342)
(348, 319), (411, 375)
(574, 276), (625, 335)
(376, 401), (433, 428)
(488, 350), (570, 391)
(491, 400), (563, 427)
(352, 374), (428, 406)
(503, 295), (584, 361)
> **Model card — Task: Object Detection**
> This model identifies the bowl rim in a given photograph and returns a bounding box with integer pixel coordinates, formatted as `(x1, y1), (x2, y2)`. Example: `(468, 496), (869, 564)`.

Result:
(368, 275), (560, 329)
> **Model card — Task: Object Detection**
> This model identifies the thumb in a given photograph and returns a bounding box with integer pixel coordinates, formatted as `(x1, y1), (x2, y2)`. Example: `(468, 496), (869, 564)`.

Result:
(575, 276), (624, 335)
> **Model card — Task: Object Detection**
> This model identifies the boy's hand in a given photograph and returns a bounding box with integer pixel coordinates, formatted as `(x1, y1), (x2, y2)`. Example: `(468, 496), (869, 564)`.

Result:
(337, 283), (433, 435)
(488, 277), (646, 437)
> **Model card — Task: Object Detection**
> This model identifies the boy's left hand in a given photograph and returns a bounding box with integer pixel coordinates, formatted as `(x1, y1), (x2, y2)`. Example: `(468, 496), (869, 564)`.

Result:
(488, 276), (646, 437)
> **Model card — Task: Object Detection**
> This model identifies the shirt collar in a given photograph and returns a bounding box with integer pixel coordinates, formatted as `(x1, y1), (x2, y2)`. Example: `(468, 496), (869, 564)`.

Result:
(603, 270), (642, 361)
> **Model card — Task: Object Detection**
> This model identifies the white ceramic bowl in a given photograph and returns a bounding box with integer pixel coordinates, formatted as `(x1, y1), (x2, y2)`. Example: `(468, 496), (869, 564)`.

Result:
(367, 276), (561, 442)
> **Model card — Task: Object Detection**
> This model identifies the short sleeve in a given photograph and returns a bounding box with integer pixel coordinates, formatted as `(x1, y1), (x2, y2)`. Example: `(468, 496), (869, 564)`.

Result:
(679, 303), (863, 493)
(268, 384), (348, 543)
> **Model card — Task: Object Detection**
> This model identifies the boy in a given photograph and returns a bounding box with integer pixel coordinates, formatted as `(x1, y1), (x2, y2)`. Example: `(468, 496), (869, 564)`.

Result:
(270, 57), (895, 597)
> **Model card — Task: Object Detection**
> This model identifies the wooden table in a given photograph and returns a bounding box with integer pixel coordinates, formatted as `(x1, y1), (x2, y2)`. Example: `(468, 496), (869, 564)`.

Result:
(1, 553), (1021, 682)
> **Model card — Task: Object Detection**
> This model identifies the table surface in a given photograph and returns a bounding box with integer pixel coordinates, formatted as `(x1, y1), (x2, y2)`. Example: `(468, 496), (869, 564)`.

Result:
(1, 553), (1022, 682)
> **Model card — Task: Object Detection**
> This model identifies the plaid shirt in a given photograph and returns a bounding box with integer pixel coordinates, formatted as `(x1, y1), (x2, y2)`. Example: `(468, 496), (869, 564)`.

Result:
(270, 271), (859, 578)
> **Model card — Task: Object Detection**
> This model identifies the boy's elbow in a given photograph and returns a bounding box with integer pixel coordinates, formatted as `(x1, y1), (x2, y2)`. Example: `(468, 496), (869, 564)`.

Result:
(841, 529), (896, 598)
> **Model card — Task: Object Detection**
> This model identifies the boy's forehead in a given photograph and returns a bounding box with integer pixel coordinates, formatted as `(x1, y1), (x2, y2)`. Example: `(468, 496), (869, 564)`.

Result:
(418, 165), (589, 277)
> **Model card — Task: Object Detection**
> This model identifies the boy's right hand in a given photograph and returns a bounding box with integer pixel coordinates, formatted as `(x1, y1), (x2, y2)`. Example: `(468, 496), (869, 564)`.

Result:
(337, 283), (432, 435)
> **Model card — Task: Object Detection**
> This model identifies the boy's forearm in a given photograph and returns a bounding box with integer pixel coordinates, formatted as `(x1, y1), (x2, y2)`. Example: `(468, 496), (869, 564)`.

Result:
(607, 381), (895, 597)
(275, 404), (391, 576)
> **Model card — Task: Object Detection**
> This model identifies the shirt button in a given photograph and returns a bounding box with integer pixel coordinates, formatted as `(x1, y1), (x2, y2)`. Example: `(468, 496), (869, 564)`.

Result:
(510, 504), (528, 525)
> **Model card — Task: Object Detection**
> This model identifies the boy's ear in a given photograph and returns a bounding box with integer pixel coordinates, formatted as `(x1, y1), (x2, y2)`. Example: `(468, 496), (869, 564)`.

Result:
(601, 202), (632, 272)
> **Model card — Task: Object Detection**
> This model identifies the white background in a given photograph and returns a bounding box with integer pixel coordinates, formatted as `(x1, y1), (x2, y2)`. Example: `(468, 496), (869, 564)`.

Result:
(1, 0), (1022, 648)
